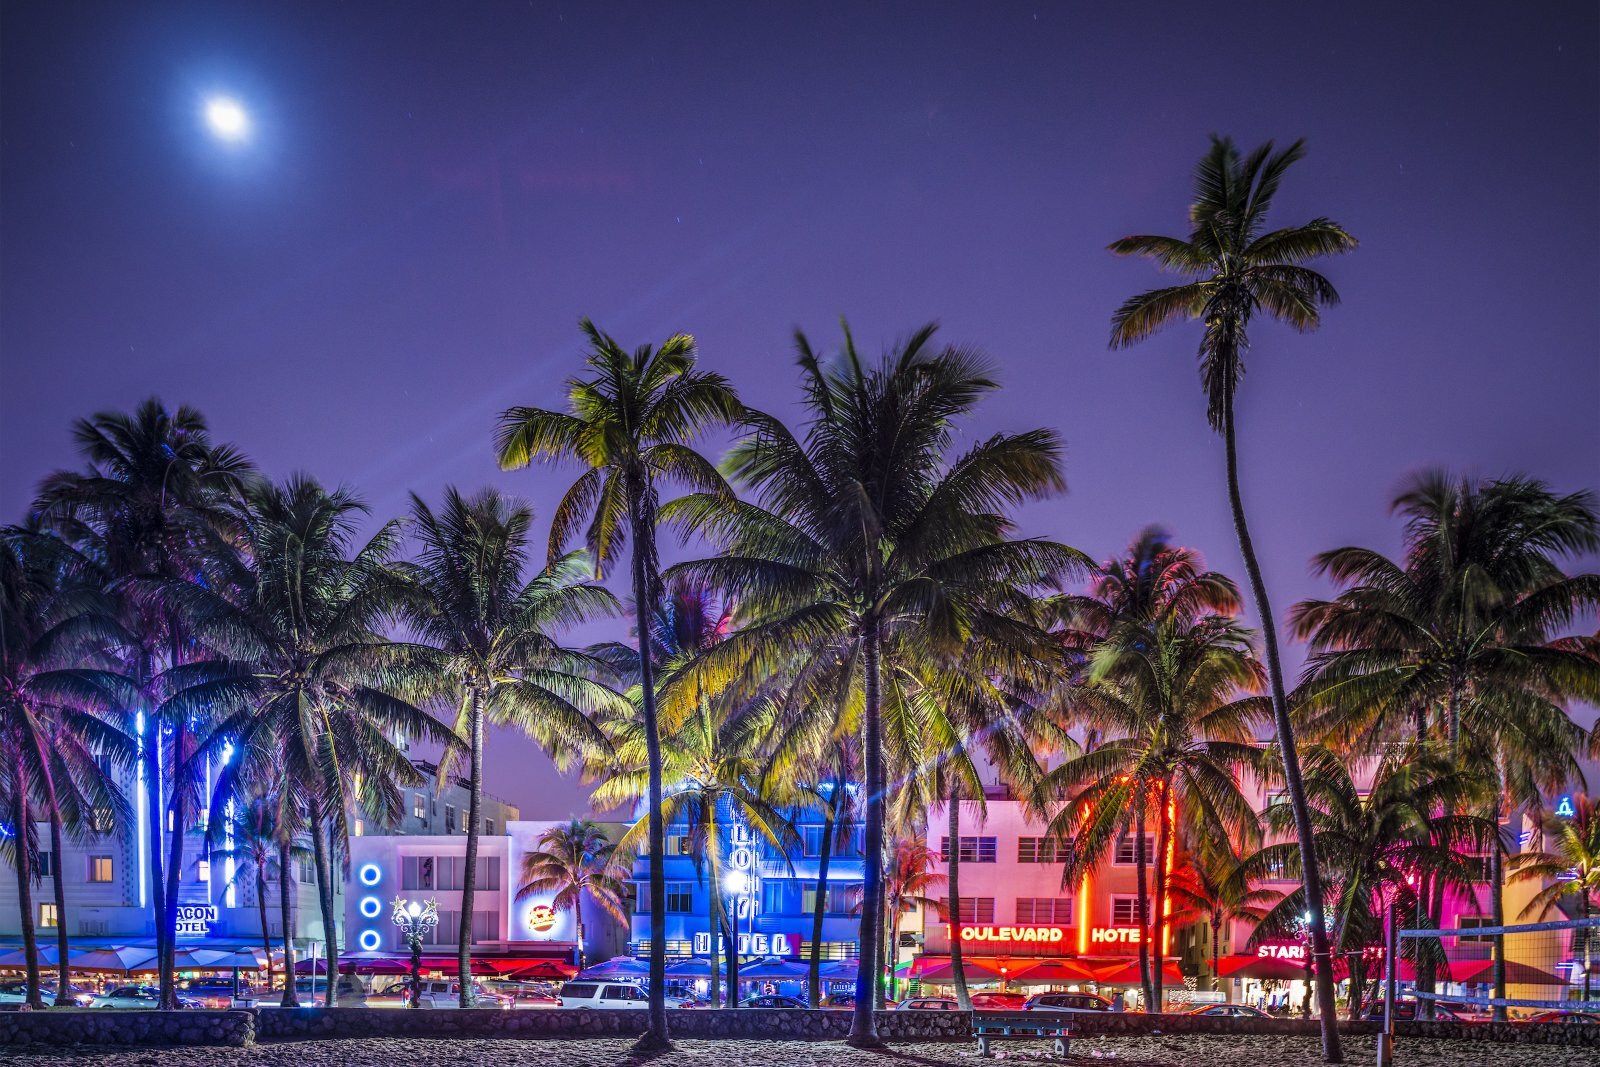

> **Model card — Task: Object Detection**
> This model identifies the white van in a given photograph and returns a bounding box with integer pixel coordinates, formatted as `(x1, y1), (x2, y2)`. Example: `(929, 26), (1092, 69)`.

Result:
(557, 981), (697, 1009)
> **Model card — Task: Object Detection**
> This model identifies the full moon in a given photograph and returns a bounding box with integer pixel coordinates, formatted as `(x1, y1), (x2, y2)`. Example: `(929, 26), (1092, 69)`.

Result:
(203, 97), (250, 141)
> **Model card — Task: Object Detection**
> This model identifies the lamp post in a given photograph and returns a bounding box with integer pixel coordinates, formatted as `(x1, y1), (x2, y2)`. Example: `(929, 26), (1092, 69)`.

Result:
(723, 871), (749, 1005)
(391, 897), (439, 1009)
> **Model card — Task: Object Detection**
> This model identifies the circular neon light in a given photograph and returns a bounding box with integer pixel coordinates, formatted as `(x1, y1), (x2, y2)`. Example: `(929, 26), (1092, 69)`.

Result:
(359, 896), (382, 918)
(358, 929), (382, 951)
(357, 863), (381, 886)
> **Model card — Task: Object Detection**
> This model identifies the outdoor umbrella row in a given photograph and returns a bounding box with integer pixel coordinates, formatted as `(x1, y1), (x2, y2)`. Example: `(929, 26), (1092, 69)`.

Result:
(0, 945), (265, 973)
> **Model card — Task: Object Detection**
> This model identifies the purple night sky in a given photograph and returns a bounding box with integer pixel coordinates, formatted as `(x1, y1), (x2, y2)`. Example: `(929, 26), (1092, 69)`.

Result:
(3, 2), (1596, 819)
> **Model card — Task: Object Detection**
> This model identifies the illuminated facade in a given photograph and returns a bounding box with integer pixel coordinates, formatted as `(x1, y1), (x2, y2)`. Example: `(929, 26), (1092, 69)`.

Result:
(343, 821), (631, 965)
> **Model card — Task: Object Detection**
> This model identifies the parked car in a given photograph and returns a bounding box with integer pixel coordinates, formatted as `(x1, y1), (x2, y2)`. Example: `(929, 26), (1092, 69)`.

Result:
(820, 991), (857, 1008)
(90, 985), (203, 1009)
(1363, 1000), (1464, 1022)
(484, 979), (560, 1005)
(969, 990), (1030, 1011)
(180, 978), (247, 1008)
(897, 997), (962, 1011)
(1022, 991), (1113, 1013)
(291, 976), (369, 1007)
(406, 979), (512, 1009)
(1522, 1011), (1600, 1025)
(1186, 1004), (1269, 1018)
(739, 994), (808, 1009)
(0, 981), (95, 1007)
(556, 981), (699, 1009)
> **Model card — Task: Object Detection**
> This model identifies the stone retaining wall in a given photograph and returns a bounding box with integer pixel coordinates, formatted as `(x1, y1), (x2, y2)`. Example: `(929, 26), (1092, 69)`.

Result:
(254, 1006), (968, 1042)
(0, 1009), (253, 1048)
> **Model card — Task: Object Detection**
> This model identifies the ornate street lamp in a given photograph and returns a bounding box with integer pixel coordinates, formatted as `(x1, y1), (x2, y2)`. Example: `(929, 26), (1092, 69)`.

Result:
(391, 897), (439, 1008)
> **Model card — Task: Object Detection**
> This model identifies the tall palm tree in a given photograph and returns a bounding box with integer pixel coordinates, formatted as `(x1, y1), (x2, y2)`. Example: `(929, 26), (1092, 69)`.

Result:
(1509, 794), (1600, 1000)
(1043, 527), (1241, 1005)
(517, 819), (630, 971)
(184, 476), (455, 1006)
(35, 399), (252, 1008)
(1108, 137), (1357, 1059)
(205, 793), (311, 993)
(0, 526), (134, 1007)
(403, 487), (621, 1004)
(593, 587), (800, 1009)
(496, 319), (741, 1052)
(1164, 841), (1272, 993)
(1292, 472), (1599, 1016)
(1237, 747), (1495, 1020)
(883, 838), (944, 1001)
(1047, 608), (1266, 1010)
(668, 323), (1080, 1044)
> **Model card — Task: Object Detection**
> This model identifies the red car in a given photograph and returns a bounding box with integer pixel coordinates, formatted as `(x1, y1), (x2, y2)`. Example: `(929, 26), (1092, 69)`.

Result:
(1522, 1011), (1600, 1025)
(969, 991), (1029, 1011)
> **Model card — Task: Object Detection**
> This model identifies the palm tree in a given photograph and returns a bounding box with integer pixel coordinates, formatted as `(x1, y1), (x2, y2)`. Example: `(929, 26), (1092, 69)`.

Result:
(36, 399), (252, 1007)
(1509, 794), (1600, 1000)
(883, 838), (944, 1001)
(403, 487), (621, 1004)
(593, 585), (801, 1009)
(1164, 841), (1272, 994)
(496, 318), (741, 1052)
(185, 476), (454, 1006)
(0, 527), (134, 1007)
(1238, 747), (1495, 1020)
(668, 323), (1080, 1044)
(517, 819), (630, 971)
(1292, 472), (1599, 1016)
(1108, 137), (1357, 1059)
(205, 794), (311, 993)
(1046, 608), (1266, 1010)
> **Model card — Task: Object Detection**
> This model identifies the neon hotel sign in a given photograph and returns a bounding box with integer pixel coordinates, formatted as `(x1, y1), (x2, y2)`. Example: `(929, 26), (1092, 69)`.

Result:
(952, 925), (1070, 944)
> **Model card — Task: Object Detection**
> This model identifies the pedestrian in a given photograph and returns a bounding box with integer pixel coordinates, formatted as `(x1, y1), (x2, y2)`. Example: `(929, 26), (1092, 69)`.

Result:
(1110, 990), (1126, 1013)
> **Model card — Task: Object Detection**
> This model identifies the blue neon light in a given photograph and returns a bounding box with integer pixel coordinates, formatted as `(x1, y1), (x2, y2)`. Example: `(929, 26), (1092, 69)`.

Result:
(358, 863), (382, 886)
(359, 895), (382, 918)
(358, 929), (382, 951)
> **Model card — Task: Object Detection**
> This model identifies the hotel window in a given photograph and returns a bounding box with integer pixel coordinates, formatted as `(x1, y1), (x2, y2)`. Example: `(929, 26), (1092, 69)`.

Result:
(1017, 836), (1069, 864)
(90, 806), (114, 834)
(663, 832), (694, 856)
(299, 858), (316, 883)
(470, 909), (498, 944)
(665, 882), (695, 913)
(762, 880), (786, 914)
(485, 819), (495, 837)
(435, 856), (465, 891)
(403, 856), (435, 891)
(944, 897), (996, 924)
(87, 855), (114, 883)
(802, 825), (825, 857)
(1113, 834), (1155, 865)
(1456, 917), (1496, 943)
(412, 794), (427, 820)
(474, 856), (501, 891)
(196, 859), (210, 883)
(939, 836), (997, 863)
(445, 805), (457, 833)
(40, 903), (58, 929)
(1015, 897), (1074, 924)
(37, 852), (52, 877)
(1111, 895), (1143, 926)
(635, 884), (650, 914)
(352, 819), (364, 838)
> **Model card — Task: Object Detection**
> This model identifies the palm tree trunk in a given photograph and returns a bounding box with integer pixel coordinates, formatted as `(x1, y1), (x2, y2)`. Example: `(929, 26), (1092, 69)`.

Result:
(706, 851), (722, 1008)
(256, 867), (273, 993)
(1151, 776), (1172, 1013)
(807, 787), (837, 1008)
(458, 688), (483, 1007)
(308, 800), (340, 1007)
(1489, 802), (1506, 1022)
(1211, 916), (1222, 995)
(1221, 387), (1342, 1063)
(1582, 892), (1592, 1002)
(948, 790), (972, 1010)
(278, 840), (299, 1007)
(160, 738), (186, 1009)
(137, 660), (167, 1013)
(889, 911), (902, 1003)
(628, 497), (671, 1051)
(37, 752), (73, 1008)
(1135, 803), (1152, 1009)
(847, 616), (885, 1047)
(575, 910), (586, 973)
(11, 768), (44, 1009)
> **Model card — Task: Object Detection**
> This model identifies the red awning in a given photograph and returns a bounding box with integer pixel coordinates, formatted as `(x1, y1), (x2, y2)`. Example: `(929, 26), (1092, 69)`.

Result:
(1014, 958), (1101, 983)
(1092, 959), (1182, 985)
(1217, 955), (1310, 982)
(1446, 959), (1566, 986)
